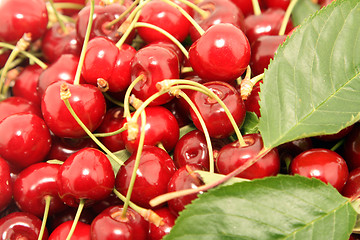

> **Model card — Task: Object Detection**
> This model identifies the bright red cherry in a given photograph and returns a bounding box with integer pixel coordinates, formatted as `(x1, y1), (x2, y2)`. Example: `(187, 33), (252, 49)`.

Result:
(342, 167), (360, 199)
(41, 81), (106, 138)
(0, 113), (52, 170)
(189, 23), (251, 83)
(244, 83), (261, 117)
(263, 0), (290, 10)
(49, 221), (90, 240)
(0, 0), (48, 44)
(230, 0), (266, 16)
(0, 157), (12, 212)
(216, 133), (280, 179)
(149, 207), (177, 240)
(290, 148), (349, 192)
(0, 96), (42, 122)
(115, 145), (177, 208)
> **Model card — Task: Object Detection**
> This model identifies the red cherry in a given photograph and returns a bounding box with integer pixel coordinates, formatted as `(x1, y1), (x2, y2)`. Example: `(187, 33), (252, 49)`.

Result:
(146, 41), (185, 67)
(53, 0), (86, 16)
(230, 0), (266, 16)
(162, 99), (192, 128)
(344, 124), (360, 170)
(263, 0), (290, 11)
(189, 81), (246, 139)
(149, 207), (177, 240)
(0, 157), (12, 212)
(41, 81), (106, 138)
(0, 113), (52, 170)
(216, 133), (280, 179)
(189, 23), (251, 83)
(13, 162), (66, 217)
(315, 125), (354, 142)
(319, 0), (336, 7)
(49, 221), (90, 240)
(290, 148), (349, 192)
(244, 83), (261, 117)
(341, 167), (360, 199)
(57, 148), (115, 207)
(0, 0), (48, 44)
(0, 212), (48, 240)
(0, 48), (11, 68)
(0, 96), (42, 122)
(115, 145), (177, 208)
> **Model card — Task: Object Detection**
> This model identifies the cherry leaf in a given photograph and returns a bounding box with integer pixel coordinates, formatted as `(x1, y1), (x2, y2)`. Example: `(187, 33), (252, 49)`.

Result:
(196, 170), (249, 186)
(292, 0), (320, 26)
(165, 175), (356, 240)
(106, 149), (130, 175)
(259, 0), (360, 149)
(241, 111), (260, 135)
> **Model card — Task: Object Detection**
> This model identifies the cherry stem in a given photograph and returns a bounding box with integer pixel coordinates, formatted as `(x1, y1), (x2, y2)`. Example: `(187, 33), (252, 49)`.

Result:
(73, 0), (95, 85)
(170, 0), (209, 19)
(251, 0), (262, 16)
(241, 72), (264, 101)
(330, 138), (345, 152)
(105, 0), (140, 29)
(93, 125), (127, 137)
(149, 147), (271, 207)
(61, 87), (125, 166)
(134, 22), (189, 59)
(160, 0), (205, 36)
(103, 93), (135, 111)
(123, 74), (144, 118)
(181, 66), (194, 74)
(65, 199), (85, 240)
(37, 195), (51, 240)
(121, 110), (146, 219)
(48, 0), (68, 34)
(279, 0), (299, 36)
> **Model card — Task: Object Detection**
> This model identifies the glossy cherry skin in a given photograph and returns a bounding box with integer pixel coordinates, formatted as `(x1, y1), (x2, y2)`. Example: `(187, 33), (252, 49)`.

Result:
(0, 0), (48, 44)
(216, 133), (280, 179)
(115, 145), (177, 208)
(0, 96), (42, 122)
(130, 45), (179, 106)
(90, 205), (148, 240)
(163, 99), (192, 128)
(149, 207), (177, 240)
(230, 0), (265, 16)
(41, 22), (81, 63)
(0, 113), (52, 170)
(189, 23), (251, 83)
(0, 157), (12, 212)
(12, 64), (43, 106)
(49, 221), (90, 240)
(57, 148), (115, 207)
(13, 162), (66, 217)
(121, 106), (179, 153)
(137, 0), (191, 43)
(189, 0), (245, 42)
(341, 167), (360, 199)
(147, 41), (185, 67)
(167, 164), (205, 216)
(244, 83), (261, 118)
(263, 0), (290, 10)
(290, 148), (349, 192)
(0, 212), (48, 240)
(344, 124), (360, 170)
(189, 81), (246, 139)
(82, 37), (136, 92)
(41, 81), (106, 138)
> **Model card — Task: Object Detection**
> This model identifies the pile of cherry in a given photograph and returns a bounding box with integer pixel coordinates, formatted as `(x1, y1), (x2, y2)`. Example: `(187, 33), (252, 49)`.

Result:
(1, 0), (359, 239)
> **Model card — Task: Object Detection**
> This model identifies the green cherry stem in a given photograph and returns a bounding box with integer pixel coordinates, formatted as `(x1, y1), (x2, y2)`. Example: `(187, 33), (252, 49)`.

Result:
(241, 72), (264, 101)
(105, 0), (140, 29)
(93, 125), (127, 137)
(278, 0), (299, 36)
(103, 92), (134, 110)
(65, 199), (85, 240)
(123, 74), (144, 118)
(251, 0), (262, 16)
(167, 0), (209, 19)
(330, 138), (345, 152)
(48, 0), (68, 34)
(37, 195), (51, 240)
(60, 83), (125, 166)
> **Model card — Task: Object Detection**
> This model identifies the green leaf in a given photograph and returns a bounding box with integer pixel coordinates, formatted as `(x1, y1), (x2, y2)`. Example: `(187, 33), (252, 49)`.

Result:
(196, 170), (249, 186)
(292, 0), (320, 26)
(165, 175), (356, 240)
(241, 111), (260, 135)
(259, 0), (360, 149)
(106, 149), (131, 175)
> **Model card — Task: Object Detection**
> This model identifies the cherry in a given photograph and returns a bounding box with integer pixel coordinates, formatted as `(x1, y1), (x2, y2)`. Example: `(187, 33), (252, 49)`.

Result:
(0, 211), (48, 240)
(146, 41), (185, 67)
(0, 0), (48, 44)
(341, 167), (360, 199)
(314, 124), (354, 142)
(216, 133), (280, 179)
(162, 99), (192, 128)
(130, 45), (179, 106)
(57, 148), (115, 207)
(318, 0), (336, 7)
(91, 192), (124, 215)
(49, 221), (91, 240)
(53, 0), (86, 16)
(0, 157), (12, 212)
(244, 83), (262, 117)
(121, 106), (180, 153)
(344, 124), (360, 170)
(0, 113), (52, 170)
(290, 148), (349, 192)
(115, 145), (177, 208)
(82, 36), (136, 92)
(230, 0), (266, 16)
(41, 81), (106, 138)
(263, 0), (290, 11)
(137, 0), (191, 43)
(148, 207), (177, 240)
(0, 48), (11, 68)
(0, 96), (42, 122)
(189, 23), (251, 83)
(90, 205), (148, 240)
(189, 81), (246, 139)
(167, 164), (205, 216)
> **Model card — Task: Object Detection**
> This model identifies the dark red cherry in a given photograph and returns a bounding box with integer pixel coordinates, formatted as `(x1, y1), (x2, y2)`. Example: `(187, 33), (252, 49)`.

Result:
(137, 0), (191, 43)
(121, 106), (179, 153)
(319, 0), (336, 7)
(49, 221), (90, 240)
(0, 48), (11, 68)
(57, 148), (115, 207)
(0, 157), (12, 212)
(189, 0), (245, 42)
(315, 125), (354, 142)
(41, 22), (81, 63)
(115, 145), (177, 208)
(244, 83), (261, 117)
(162, 99), (192, 128)
(167, 164), (205, 216)
(216, 133), (280, 179)
(90, 205), (148, 240)
(0, 0), (48, 44)
(0, 96), (42, 122)
(189, 81), (246, 139)
(344, 124), (360, 170)
(149, 207), (177, 240)
(91, 192), (124, 215)
(12, 64), (43, 106)
(130, 45), (179, 106)
(13, 162), (66, 217)
(0, 113), (52, 170)
(41, 81), (106, 138)
(263, 0), (290, 10)
(290, 148), (349, 192)
(189, 23), (251, 83)
(0, 212), (48, 240)
(341, 168), (360, 199)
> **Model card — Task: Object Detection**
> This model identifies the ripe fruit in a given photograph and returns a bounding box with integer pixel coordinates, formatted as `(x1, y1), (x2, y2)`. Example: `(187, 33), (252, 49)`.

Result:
(0, 157), (12, 212)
